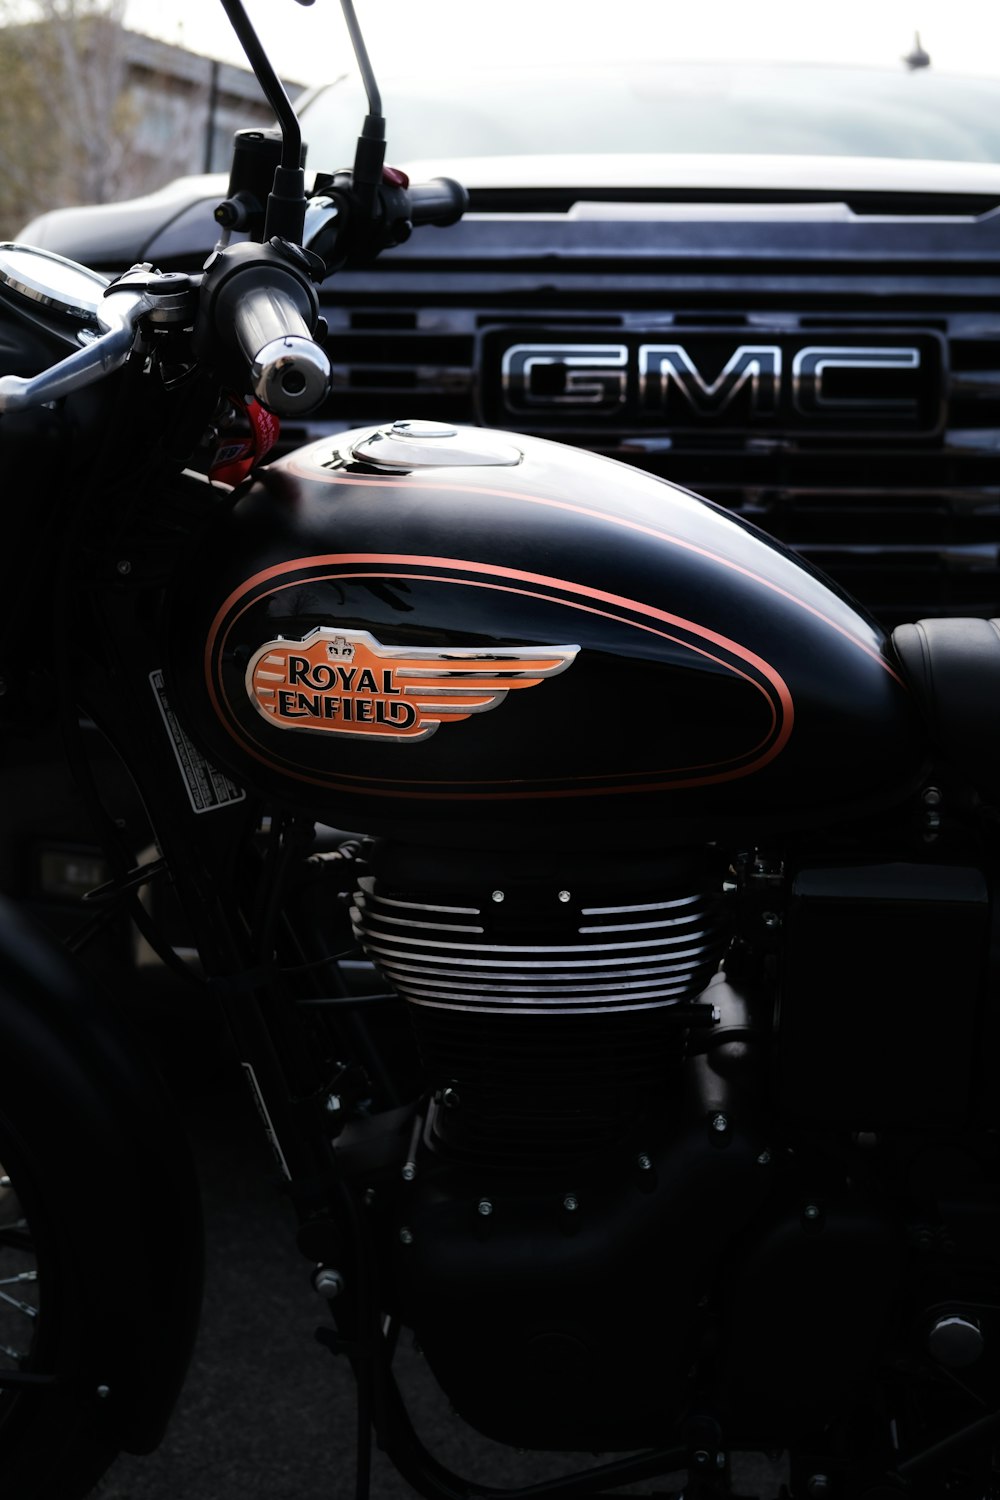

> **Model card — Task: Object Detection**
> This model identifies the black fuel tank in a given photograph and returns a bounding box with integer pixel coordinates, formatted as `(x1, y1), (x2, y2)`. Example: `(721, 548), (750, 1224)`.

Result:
(166, 421), (926, 847)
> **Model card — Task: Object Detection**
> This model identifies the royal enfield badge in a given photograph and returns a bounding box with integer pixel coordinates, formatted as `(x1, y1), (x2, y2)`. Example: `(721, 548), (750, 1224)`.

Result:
(246, 627), (578, 742)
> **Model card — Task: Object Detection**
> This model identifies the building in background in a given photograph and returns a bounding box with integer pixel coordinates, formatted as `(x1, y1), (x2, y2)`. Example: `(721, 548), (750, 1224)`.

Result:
(123, 29), (306, 185)
(0, 5), (305, 239)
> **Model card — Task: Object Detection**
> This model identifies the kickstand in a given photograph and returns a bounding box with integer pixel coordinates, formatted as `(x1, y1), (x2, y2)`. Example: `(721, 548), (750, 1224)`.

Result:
(313, 1323), (372, 1500)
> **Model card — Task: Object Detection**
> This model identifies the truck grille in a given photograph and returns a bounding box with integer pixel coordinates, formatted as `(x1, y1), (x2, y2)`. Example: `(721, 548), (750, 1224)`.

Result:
(272, 210), (1000, 632)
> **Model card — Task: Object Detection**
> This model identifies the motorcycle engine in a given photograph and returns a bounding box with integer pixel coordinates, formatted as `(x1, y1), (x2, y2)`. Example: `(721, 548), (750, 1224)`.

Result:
(348, 838), (792, 1451)
(346, 835), (996, 1456)
(351, 841), (731, 1169)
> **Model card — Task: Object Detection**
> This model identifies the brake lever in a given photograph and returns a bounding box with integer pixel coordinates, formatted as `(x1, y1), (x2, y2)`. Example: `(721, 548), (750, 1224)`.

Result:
(0, 268), (198, 414)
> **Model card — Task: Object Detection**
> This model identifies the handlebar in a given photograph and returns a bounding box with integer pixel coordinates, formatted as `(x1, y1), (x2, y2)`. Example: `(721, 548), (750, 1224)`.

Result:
(216, 274), (331, 416)
(305, 169), (469, 268)
(0, 164), (467, 425)
(184, 169), (470, 415)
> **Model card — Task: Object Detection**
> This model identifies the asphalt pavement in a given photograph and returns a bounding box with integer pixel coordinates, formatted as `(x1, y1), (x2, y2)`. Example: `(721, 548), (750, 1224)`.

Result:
(89, 1077), (387, 1500)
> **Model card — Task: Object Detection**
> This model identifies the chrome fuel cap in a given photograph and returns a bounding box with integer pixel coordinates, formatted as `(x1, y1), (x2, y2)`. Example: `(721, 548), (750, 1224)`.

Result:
(350, 419), (523, 469)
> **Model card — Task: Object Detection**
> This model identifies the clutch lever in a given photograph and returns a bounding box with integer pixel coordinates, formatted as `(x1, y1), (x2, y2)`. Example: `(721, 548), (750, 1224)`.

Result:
(0, 267), (198, 415)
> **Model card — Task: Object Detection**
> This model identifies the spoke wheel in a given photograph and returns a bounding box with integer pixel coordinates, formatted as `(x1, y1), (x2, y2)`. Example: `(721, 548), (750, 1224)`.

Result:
(0, 1167), (40, 1378)
(0, 1116), (120, 1499)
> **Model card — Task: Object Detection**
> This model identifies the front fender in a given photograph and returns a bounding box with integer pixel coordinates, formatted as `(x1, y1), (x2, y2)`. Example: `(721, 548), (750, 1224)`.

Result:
(0, 894), (204, 1454)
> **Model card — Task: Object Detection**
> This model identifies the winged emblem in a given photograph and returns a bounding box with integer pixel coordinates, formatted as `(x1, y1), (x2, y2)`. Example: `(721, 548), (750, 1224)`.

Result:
(245, 627), (579, 742)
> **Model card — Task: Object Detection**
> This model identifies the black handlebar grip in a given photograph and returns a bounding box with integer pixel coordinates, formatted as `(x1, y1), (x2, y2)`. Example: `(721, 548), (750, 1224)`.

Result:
(406, 177), (469, 227)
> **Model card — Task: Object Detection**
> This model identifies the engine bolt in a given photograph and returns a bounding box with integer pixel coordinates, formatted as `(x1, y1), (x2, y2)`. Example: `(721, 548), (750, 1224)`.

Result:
(491, 890), (504, 903)
(477, 1198), (493, 1217)
(637, 1153), (653, 1171)
(716, 1453), (726, 1471)
(923, 786), (943, 807)
(325, 1093), (342, 1113)
(711, 1113), (729, 1133)
(762, 910), (781, 929)
(363, 1188), (376, 1206)
(563, 1194), (579, 1212)
(803, 1203), (822, 1222)
(401, 1162), (416, 1182)
(96, 1384), (111, 1400)
(756, 1149), (772, 1166)
(441, 1085), (461, 1109)
(313, 1266), (344, 1298)
(116, 558), (132, 576)
(399, 1226), (414, 1244)
(558, 890), (571, 903)
(927, 1313), (985, 1368)
(807, 1477), (831, 1497)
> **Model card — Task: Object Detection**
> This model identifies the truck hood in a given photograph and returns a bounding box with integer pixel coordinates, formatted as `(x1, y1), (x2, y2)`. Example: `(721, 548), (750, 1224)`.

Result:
(17, 151), (1000, 277)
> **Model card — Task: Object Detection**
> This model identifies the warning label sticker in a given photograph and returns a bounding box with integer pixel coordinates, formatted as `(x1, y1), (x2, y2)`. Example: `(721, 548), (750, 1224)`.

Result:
(150, 669), (246, 814)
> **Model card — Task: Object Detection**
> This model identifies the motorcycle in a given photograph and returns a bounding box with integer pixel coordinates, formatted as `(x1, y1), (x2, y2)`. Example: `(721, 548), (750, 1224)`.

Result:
(0, 1), (998, 1497)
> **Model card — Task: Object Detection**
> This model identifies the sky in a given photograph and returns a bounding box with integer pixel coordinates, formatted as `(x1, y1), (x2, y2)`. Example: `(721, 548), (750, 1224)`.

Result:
(121, 0), (1000, 90)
